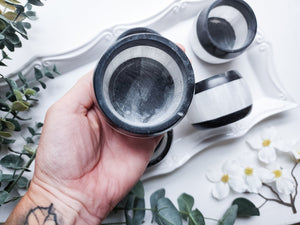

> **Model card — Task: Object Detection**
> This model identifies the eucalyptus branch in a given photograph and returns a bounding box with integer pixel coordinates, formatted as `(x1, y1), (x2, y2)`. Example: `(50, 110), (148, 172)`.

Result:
(4, 150), (36, 193)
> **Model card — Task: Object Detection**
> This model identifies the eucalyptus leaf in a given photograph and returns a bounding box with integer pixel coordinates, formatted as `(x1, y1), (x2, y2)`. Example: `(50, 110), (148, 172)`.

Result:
(12, 21), (27, 36)
(188, 209), (205, 225)
(11, 100), (29, 111)
(150, 188), (166, 222)
(24, 88), (36, 96)
(25, 10), (37, 20)
(130, 180), (144, 199)
(5, 32), (20, 44)
(232, 198), (260, 217)
(16, 176), (29, 189)
(2, 138), (16, 144)
(5, 77), (18, 91)
(28, 0), (43, 6)
(219, 205), (238, 225)
(27, 126), (35, 136)
(0, 190), (9, 205)
(14, 89), (23, 101)
(39, 80), (46, 89)
(22, 21), (31, 29)
(4, 39), (15, 51)
(6, 118), (20, 131)
(0, 154), (24, 169)
(34, 67), (43, 80)
(0, 131), (12, 137)
(3, 119), (15, 130)
(125, 193), (145, 225)
(178, 193), (194, 220)
(0, 173), (14, 182)
(0, 34), (4, 40)
(155, 198), (182, 225)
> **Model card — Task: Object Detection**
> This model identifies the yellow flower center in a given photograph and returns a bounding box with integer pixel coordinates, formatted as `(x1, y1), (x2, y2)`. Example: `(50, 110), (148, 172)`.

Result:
(221, 174), (229, 183)
(245, 167), (253, 176)
(297, 150), (300, 155)
(262, 139), (271, 147)
(273, 170), (282, 178)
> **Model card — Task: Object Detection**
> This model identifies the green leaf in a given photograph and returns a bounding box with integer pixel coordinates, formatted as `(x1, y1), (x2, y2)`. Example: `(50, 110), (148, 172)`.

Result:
(151, 189), (166, 209)
(11, 21), (27, 36)
(22, 21), (31, 29)
(28, 0), (44, 6)
(150, 188), (166, 222)
(0, 154), (24, 169)
(6, 118), (21, 131)
(130, 180), (144, 199)
(188, 209), (205, 225)
(2, 138), (16, 144)
(27, 126), (35, 136)
(125, 193), (145, 225)
(44, 70), (54, 79)
(0, 173), (14, 182)
(0, 100), (10, 111)
(5, 32), (20, 45)
(0, 34), (4, 40)
(17, 176), (29, 189)
(17, 72), (26, 84)
(219, 205), (238, 225)
(14, 89), (23, 101)
(35, 122), (43, 129)
(0, 131), (12, 137)
(11, 100), (29, 111)
(1, 119), (15, 130)
(39, 81), (46, 89)
(25, 10), (37, 20)
(24, 88), (36, 96)
(178, 193), (194, 220)
(232, 198), (260, 217)
(155, 198), (182, 225)
(0, 191), (9, 205)
(34, 67), (43, 80)
(5, 77), (18, 91)
(52, 64), (60, 74)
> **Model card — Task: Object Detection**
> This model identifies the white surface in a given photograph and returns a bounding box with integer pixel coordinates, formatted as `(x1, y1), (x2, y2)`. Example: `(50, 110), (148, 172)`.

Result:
(1, 0), (300, 224)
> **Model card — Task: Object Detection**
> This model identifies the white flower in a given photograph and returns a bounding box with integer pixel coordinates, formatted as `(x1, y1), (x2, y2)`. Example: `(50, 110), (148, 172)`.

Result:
(266, 164), (295, 195)
(290, 139), (300, 161)
(246, 127), (290, 164)
(206, 160), (247, 200)
(231, 157), (274, 193)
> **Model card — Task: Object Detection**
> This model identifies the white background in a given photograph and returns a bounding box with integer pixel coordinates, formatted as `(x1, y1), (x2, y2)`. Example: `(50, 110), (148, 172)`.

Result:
(1, 0), (300, 224)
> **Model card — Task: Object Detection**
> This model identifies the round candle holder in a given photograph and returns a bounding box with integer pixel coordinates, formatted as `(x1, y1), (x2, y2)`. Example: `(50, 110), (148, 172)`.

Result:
(93, 27), (195, 136)
(187, 70), (253, 128)
(190, 0), (257, 64)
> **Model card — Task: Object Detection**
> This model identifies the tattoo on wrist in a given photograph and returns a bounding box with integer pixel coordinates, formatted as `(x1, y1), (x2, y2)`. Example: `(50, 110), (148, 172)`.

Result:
(24, 203), (58, 225)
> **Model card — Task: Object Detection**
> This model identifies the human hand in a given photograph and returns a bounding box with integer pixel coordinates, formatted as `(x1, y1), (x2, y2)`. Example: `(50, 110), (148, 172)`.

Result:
(6, 71), (162, 225)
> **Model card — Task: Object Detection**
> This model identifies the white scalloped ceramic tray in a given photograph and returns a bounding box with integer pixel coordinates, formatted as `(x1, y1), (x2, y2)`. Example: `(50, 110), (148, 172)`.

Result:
(2, 0), (297, 181)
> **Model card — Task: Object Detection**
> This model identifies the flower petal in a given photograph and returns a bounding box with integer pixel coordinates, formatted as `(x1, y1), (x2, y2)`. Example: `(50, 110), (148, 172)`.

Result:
(276, 178), (295, 195)
(212, 182), (230, 200)
(261, 127), (277, 140)
(206, 169), (222, 183)
(246, 134), (263, 150)
(222, 159), (242, 175)
(228, 176), (247, 193)
(258, 147), (277, 164)
(257, 167), (275, 183)
(273, 139), (293, 152)
(246, 175), (262, 193)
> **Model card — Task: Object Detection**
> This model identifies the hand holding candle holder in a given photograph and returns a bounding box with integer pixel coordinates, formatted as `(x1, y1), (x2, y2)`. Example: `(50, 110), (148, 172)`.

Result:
(190, 0), (257, 64)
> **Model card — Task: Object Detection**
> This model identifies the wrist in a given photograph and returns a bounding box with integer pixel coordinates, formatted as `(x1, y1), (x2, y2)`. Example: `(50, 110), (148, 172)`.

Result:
(6, 178), (101, 225)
